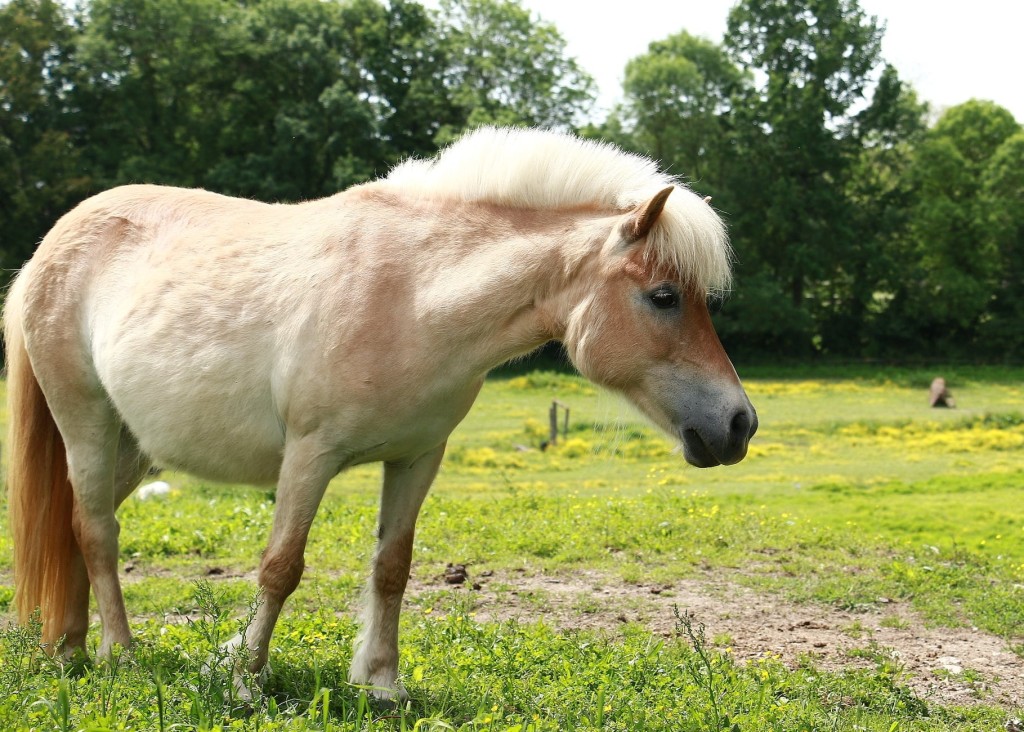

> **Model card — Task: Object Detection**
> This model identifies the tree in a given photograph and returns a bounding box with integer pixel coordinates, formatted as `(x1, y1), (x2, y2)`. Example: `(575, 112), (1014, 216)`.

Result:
(73, 0), (243, 187)
(980, 129), (1024, 357)
(434, 0), (595, 138)
(888, 101), (1021, 355)
(355, 0), (464, 161)
(720, 0), (887, 355)
(823, 66), (927, 355)
(67, 0), (594, 201)
(73, 0), (390, 200)
(0, 0), (86, 269)
(932, 99), (1021, 172)
(1, 0), (601, 284)
(610, 32), (746, 194)
(587, 2), (934, 358)
(197, 0), (384, 199)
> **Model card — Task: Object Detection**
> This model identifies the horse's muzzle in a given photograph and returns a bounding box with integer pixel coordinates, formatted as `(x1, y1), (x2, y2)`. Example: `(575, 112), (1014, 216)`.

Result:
(679, 402), (758, 468)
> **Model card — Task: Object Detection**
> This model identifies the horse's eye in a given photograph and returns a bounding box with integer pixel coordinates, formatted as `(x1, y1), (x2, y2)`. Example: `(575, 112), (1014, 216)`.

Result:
(648, 286), (680, 310)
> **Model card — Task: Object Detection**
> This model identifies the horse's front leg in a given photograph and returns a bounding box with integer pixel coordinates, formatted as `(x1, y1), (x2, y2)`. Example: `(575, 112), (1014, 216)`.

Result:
(225, 436), (335, 695)
(349, 443), (445, 701)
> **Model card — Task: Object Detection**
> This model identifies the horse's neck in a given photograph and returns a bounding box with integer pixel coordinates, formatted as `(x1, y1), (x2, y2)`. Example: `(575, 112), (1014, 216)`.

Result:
(362, 193), (609, 374)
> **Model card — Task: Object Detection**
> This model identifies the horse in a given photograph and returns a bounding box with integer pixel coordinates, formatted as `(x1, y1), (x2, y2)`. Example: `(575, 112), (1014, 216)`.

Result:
(4, 126), (757, 700)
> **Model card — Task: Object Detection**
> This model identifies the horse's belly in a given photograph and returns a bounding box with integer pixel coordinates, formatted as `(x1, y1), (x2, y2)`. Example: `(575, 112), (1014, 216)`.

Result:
(100, 350), (286, 485)
(124, 396), (284, 485)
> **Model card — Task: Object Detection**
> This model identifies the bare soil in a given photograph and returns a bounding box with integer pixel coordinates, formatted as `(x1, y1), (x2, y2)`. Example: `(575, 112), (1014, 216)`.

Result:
(412, 567), (1024, 710)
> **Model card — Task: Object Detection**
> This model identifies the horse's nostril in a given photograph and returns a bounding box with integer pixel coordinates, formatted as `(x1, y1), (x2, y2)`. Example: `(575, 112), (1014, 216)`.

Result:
(730, 409), (751, 442)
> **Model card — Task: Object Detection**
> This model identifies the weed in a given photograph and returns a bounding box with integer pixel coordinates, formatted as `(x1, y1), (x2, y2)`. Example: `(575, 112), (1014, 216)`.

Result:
(842, 620), (871, 639)
(673, 605), (732, 730)
(0, 611), (44, 699)
(183, 579), (263, 722)
(713, 631), (735, 647)
(572, 594), (601, 615)
(32, 674), (72, 732)
(880, 615), (911, 630)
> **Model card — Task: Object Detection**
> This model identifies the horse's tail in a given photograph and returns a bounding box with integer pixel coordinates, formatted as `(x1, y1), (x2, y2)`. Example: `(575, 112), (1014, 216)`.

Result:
(4, 273), (75, 646)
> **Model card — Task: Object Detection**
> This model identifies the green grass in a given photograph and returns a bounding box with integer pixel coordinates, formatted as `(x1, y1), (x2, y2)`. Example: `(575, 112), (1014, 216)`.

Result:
(1, 367), (1023, 729)
(5, 593), (1007, 732)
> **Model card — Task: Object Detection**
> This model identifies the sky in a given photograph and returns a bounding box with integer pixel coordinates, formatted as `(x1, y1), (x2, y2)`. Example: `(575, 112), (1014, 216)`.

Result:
(514, 0), (1024, 124)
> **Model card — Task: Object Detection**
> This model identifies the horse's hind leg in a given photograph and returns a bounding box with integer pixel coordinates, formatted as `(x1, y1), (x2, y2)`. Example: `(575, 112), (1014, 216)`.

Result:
(51, 396), (134, 659)
(61, 427), (150, 656)
(61, 539), (91, 656)
(350, 443), (446, 700)
(112, 427), (153, 506)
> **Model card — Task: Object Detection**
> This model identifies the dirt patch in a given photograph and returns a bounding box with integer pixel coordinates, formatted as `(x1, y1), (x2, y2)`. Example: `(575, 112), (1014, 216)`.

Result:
(411, 568), (1024, 710)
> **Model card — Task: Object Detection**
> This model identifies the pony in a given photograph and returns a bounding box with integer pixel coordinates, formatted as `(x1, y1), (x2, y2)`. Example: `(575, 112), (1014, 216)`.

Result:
(4, 127), (757, 699)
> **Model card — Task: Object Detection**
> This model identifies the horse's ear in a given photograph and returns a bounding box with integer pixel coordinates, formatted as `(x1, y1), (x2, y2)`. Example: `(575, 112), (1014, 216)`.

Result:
(620, 186), (674, 244)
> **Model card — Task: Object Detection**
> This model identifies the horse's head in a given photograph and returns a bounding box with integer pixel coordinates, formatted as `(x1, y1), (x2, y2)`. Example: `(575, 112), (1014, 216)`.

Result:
(562, 187), (757, 467)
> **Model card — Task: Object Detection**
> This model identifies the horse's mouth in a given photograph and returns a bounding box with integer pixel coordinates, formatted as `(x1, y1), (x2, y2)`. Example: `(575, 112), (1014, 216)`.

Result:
(679, 428), (723, 468)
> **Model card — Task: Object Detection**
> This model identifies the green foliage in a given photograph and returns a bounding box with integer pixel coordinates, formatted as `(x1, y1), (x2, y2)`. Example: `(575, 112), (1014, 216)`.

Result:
(979, 129), (1024, 356)
(711, 271), (816, 359)
(610, 31), (745, 192)
(0, 0), (88, 269)
(819, 67), (927, 355)
(435, 0), (595, 138)
(73, 0), (591, 195)
(932, 100), (1020, 171)
(72, 0), (443, 199)
(2, 0), (1023, 359)
(722, 0), (889, 354)
(883, 101), (1023, 355)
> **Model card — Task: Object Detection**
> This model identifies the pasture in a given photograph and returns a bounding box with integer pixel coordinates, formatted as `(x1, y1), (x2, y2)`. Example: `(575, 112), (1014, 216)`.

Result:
(1, 366), (1023, 730)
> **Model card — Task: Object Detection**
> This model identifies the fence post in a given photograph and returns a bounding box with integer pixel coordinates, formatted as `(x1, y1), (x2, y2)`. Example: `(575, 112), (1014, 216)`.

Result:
(549, 400), (570, 445)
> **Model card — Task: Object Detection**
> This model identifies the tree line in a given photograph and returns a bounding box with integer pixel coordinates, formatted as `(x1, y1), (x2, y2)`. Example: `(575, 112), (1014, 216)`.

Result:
(2, 0), (1022, 361)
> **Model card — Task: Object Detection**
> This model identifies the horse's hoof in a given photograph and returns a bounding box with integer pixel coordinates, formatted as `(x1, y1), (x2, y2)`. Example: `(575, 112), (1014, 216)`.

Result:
(368, 692), (407, 713)
(374, 681), (409, 704)
(234, 661), (269, 702)
(203, 635), (270, 704)
(233, 673), (256, 705)
(358, 682), (409, 713)
(349, 671), (409, 706)
(60, 644), (92, 666)
(96, 641), (133, 663)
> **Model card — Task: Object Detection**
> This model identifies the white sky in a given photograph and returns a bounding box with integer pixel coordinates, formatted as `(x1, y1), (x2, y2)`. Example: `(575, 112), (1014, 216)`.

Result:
(516, 0), (1024, 124)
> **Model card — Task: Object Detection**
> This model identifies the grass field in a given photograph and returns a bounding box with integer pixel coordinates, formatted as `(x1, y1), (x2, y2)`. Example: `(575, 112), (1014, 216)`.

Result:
(0, 366), (1022, 730)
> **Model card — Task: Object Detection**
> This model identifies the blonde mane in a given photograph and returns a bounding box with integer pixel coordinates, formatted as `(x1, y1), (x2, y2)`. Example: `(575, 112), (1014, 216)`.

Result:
(384, 127), (733, 293)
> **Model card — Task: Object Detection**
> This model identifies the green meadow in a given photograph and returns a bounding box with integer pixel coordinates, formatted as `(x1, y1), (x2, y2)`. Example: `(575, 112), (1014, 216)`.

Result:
(0, 367), (1022, 730)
